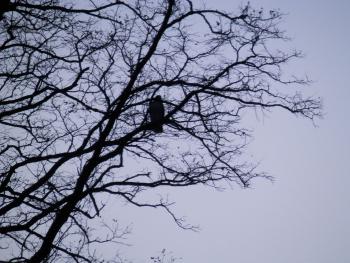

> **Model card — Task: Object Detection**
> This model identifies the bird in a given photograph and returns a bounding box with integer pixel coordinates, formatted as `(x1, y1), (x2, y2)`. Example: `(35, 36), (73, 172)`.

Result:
(149, 95), (165, 133)
(0, 0), (11, 20)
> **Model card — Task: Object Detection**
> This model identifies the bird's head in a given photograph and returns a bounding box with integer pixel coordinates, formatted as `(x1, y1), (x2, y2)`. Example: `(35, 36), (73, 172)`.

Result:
(155, 95), (162, 101)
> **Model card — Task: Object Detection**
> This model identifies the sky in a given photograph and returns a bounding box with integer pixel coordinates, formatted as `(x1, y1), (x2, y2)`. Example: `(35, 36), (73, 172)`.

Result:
(104, 1), (350, 262)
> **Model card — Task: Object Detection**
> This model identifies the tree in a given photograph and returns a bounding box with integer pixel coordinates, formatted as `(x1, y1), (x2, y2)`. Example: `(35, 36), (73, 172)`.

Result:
(0, 0), (321, 262)
(150, 249), (181, 263)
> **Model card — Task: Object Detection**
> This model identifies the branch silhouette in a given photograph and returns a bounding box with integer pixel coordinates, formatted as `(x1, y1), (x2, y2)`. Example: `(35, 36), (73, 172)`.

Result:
(0, 1), (321, 262)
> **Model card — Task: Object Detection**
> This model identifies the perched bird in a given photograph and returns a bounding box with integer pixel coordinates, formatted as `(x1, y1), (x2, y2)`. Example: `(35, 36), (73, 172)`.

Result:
(0, 0), (11, 20)
(149, 95), (165, 133)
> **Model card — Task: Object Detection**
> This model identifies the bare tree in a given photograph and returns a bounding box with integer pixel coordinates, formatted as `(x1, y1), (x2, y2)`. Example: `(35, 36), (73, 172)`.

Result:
(0, 0), (321, 262)
(150, 249), (181, 263)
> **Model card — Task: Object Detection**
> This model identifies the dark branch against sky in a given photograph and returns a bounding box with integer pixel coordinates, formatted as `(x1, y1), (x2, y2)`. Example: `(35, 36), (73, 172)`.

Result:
(0, 1), (330, 262)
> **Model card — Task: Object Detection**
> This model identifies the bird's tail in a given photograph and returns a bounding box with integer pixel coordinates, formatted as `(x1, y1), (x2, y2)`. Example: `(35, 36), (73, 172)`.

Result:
(152, 125), (163, 133)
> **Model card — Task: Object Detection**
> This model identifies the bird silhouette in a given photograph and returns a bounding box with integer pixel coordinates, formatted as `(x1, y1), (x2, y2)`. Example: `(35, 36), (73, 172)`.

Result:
(149, 95), (165, 133)
(0, 0), (11, 20)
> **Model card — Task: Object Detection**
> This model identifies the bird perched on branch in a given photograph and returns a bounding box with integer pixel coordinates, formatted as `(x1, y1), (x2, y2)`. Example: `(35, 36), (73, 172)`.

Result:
(149, 95), (165, 133)
(0, 0), (11, 20)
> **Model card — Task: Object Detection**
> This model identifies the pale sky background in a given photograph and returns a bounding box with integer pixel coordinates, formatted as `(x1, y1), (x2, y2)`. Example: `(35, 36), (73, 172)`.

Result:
(103, 1), (350, 262)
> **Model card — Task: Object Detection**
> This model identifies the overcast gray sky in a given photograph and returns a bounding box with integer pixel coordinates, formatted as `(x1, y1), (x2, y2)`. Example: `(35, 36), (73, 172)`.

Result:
(105, 1), (350, 262)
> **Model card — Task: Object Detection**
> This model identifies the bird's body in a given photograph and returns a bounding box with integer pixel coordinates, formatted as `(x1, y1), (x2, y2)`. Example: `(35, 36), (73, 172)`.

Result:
(0, 0), (11, 20)
(149, 95), (165, 133)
